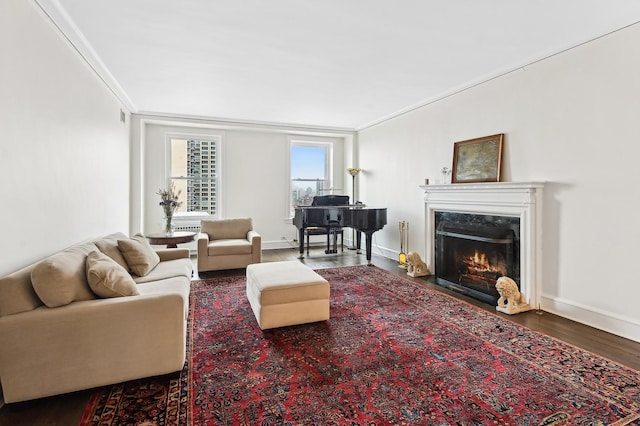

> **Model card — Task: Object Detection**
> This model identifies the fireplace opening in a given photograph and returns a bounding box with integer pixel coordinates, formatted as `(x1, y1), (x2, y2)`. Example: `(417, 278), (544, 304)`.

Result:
(434, 213), (520, 305)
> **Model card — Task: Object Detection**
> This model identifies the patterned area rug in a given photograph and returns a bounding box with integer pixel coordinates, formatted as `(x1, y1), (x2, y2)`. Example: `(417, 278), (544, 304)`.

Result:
(80, 265), (640, 425)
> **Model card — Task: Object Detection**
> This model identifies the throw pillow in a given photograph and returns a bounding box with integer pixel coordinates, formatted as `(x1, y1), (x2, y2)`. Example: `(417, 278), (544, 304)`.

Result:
(94, 238), (129, 270)
(117, 233), (160, 276)
(31, 251), (96, 308)
(86, 251), (139, 298)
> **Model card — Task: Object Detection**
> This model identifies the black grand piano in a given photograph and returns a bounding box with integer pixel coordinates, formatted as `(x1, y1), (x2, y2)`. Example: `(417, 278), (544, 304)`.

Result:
(293, 195), (387, 265)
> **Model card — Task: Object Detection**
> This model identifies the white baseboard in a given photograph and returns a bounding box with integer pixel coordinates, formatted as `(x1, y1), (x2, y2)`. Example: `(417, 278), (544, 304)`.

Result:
(374, 245), (398, 262)
(541, 295), (640, 344)
(263, 239), (300, 251)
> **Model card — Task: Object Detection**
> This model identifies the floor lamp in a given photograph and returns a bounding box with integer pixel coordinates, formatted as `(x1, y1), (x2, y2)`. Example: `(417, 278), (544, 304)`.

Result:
(347, 167), (361, 250)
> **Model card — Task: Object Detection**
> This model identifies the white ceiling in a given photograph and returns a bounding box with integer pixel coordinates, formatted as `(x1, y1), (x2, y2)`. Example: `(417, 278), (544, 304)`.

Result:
(36, 0), (640, 130)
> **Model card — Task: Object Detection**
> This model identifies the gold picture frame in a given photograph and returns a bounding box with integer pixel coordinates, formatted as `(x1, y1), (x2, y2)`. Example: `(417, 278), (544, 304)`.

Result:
(451, 134), (504, 183)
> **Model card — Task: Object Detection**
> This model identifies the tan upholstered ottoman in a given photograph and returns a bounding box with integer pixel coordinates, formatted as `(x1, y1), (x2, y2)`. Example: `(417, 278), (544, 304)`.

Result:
(246, 261), (330, 330)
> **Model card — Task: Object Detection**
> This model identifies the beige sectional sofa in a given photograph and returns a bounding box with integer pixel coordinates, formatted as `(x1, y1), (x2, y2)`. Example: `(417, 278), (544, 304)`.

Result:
(0, 232), (191, 403)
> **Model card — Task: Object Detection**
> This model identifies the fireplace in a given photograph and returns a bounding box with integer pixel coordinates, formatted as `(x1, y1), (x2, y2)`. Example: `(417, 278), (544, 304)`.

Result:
(435, 212), (520, 304)
(421, 182), (544, 308)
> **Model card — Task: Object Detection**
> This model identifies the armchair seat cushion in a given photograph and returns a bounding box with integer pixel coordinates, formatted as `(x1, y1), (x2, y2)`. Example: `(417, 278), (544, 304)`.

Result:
(208, 239), (253, 256)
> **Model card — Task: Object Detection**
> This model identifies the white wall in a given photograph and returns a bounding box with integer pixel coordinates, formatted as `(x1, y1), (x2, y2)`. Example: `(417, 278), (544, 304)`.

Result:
(358, 23), (640, 342)
(0, 1), (130, 276)
(129, 116), (353, 249)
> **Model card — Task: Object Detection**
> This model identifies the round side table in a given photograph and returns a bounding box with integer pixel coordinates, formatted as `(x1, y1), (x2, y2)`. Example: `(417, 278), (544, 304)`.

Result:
(146, 231), (197, 248)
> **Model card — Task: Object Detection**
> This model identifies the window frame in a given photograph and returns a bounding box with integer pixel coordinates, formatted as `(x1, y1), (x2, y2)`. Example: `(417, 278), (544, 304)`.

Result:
(165, 133), (223, 219)
(288, 137), (336, 218)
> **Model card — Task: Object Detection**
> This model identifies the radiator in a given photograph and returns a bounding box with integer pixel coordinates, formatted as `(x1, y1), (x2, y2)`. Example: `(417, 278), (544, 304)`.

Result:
(171, 213), (209, 234)
(173, 224), (201, 233)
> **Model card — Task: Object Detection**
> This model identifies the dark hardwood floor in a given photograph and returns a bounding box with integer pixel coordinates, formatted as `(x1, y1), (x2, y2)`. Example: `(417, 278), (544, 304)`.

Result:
(1, 247), (639, 425)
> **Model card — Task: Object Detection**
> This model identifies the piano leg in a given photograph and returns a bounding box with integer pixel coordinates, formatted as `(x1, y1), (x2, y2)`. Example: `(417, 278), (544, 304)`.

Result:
(348, 228), (359, 251)
(364, 232), (376, 266)
(324, 231), (331, 254)
(298, 228), (305, 259)
(332, 228), (338, 253)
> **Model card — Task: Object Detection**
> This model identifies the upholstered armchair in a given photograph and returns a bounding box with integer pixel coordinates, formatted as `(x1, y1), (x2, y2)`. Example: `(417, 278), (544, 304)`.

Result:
(197, 218), (262, 272)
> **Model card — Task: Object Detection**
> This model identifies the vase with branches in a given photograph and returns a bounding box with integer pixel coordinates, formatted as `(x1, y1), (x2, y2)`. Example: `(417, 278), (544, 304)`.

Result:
(157, 183), (183, 235)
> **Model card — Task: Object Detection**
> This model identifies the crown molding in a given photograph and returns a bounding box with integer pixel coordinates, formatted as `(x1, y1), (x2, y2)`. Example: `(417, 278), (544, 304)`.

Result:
(33, 0), (137, 112)
(135, 111), (357, 136)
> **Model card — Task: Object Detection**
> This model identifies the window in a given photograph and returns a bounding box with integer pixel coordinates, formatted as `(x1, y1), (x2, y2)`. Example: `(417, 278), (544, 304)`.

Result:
(168, 137), (219, 216)
(290, 141), (331, 216)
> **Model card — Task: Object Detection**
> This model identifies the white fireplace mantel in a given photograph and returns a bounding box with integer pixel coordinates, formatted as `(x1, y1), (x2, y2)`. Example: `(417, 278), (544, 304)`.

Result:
(421, 182), (544, 307)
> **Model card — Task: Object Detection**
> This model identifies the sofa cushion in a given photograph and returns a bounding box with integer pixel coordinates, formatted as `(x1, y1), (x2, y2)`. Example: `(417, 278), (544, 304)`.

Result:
(86, 251), (139, 298)
(133, 258), (193, 284)
(201, 218), (252, 240)
(94, 238), (129, 270)
(31, 251), (96, 308)
(208, 239), (253, 256)
(118, 234), (160, 277)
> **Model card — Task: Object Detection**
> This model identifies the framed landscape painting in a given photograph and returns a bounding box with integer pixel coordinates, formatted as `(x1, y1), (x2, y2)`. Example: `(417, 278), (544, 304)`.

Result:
(451, 133), (504, 183)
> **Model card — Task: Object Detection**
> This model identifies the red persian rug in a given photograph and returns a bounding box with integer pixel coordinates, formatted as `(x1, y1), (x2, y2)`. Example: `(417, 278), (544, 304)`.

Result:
(80, 265), (640, 425)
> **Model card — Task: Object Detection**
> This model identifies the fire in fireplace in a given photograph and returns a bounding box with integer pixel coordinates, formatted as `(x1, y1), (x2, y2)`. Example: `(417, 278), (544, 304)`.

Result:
(434, 212), (520, 304)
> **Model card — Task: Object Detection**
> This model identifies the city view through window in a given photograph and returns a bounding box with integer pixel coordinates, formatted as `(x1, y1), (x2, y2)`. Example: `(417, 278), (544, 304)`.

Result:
(170, 138), (218, 216)
(291, 144), (328, 214)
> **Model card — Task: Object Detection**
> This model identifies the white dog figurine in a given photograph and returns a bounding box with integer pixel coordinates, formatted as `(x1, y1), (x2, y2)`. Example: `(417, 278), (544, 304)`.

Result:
(406, 252), (430, 277)
(495, 276), (531, 314)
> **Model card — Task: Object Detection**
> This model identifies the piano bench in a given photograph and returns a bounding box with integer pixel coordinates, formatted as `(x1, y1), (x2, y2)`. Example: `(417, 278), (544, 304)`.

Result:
(305, 227), (344, 256)
(246, 261), (330, 330)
